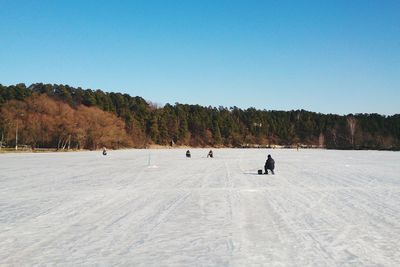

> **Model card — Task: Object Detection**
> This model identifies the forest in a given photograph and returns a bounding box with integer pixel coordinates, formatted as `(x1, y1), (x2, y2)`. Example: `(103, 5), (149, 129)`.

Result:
(0, 83), (399, 150)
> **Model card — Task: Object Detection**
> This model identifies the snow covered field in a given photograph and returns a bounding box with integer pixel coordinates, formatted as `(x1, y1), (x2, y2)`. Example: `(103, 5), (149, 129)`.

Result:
(1, 149), (400, 266)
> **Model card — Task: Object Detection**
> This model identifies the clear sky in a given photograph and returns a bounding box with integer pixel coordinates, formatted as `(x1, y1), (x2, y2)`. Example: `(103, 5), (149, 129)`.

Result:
(0, 0), (399, 115)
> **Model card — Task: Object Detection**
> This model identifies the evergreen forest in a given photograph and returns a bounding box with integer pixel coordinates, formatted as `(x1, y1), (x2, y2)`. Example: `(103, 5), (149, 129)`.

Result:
(1, 83), (399, 150)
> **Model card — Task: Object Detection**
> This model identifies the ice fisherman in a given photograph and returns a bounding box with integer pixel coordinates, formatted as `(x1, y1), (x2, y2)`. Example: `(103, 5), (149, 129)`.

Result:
(207, 150), (213, 158)
(186, 150), (191, 158)
(264, 154), (275, 174)
(102, 147), (107, 156)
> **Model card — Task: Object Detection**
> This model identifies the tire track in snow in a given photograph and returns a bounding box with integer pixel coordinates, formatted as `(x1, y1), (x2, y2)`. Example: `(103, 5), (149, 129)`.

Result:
(122, 191), (191, 254)
(0, 159), (151, 264)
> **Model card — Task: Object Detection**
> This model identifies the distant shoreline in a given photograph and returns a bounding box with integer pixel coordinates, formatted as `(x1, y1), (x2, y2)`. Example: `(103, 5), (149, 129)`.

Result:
(1, 146), (399, 154)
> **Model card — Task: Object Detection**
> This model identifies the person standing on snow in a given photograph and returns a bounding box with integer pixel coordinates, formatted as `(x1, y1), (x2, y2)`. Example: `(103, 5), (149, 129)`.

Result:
(264, 154), (275, 174)
(186, 150), (191, 158)
(207, 150), (213, 158)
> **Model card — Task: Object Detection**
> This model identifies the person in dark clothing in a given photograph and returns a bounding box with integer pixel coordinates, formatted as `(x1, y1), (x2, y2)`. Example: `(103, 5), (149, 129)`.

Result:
(264, 154), (275, 174)
(186, 150), (191, 158)
(207, 150), (213, 158)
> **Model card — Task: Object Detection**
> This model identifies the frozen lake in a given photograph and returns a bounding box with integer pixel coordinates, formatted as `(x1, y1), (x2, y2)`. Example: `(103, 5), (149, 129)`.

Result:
(1, 149), (400, 266)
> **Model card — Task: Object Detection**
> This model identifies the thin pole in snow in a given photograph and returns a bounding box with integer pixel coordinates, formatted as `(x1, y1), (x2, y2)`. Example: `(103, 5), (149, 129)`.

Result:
(147, 151), (158, 169)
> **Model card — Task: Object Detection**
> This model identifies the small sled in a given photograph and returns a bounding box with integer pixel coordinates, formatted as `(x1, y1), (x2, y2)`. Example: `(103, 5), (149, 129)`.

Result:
(258, 169), (263, 175)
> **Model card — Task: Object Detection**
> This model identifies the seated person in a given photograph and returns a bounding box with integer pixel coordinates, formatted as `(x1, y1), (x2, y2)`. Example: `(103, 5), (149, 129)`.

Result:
(264, 154), (275, 174)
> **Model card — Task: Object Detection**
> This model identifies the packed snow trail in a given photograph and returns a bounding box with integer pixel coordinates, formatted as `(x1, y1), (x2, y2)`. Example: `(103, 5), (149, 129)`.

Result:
(1, 149), (400, 266)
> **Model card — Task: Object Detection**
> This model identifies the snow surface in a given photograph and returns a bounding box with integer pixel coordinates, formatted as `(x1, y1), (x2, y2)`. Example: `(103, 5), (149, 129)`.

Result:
(1, 149), (400, 266)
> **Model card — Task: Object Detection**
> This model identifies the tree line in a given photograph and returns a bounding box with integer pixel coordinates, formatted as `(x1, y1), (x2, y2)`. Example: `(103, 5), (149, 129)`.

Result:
(0, 83), (399, 150)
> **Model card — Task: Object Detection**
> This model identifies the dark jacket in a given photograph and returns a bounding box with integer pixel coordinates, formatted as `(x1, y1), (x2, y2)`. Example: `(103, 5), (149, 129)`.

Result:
(265, 157), (275, 170)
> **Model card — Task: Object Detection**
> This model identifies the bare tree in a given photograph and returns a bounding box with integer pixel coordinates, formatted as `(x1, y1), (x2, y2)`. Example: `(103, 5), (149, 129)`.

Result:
(347, 116), (357, 147)
(318, 133), (325, 148)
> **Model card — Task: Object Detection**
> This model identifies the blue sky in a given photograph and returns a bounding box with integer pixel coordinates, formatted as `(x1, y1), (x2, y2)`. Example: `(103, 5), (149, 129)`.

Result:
(0, 0), (399, 115)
